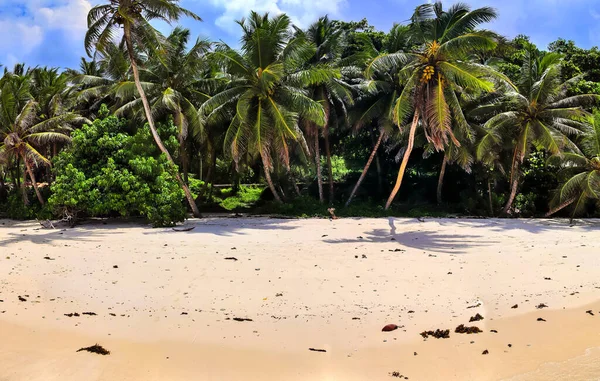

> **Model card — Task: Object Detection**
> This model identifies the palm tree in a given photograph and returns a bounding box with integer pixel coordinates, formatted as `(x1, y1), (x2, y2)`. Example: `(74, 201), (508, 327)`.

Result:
(297, 16), (354, 204)
(85, 0), (202, 217)
(68, 43), (131, 117)
(368, 2), (506, 209)
(546, 112), (600, 219)
(476, 52), (599, 214)
(200, 12), (326, 202)
(0, 70), (82, 205)
(114, 27), (213, 183)
(345, 25), (410, 207)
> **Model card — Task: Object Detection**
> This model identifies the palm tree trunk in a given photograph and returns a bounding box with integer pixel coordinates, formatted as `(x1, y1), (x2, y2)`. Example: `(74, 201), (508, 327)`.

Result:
(385, 110), (419, 210)
(314, 130), (324, 203)
(261, 151), (282, 203)
(288, 170), (301, 197)
(502, 150), (520, 216)
(23, 156), (44, 205)
(345, 131), (383, 207)
(323, 127), (334, 204)
(436, 153), (448, 205)
(487, 178), (494, 216)
(21, 162), (29, 206)
(545, 197), (576, 217)
(123, 24), (200, 218)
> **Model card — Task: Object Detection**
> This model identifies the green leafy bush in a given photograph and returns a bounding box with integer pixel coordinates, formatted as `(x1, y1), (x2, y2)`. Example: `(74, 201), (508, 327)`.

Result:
(48, 106), (186, 226)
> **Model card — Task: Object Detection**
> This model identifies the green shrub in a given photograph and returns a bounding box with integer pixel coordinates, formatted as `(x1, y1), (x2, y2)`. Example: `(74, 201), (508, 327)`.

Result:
(48, 106), (186, 227)
(219, 186), (264, 210)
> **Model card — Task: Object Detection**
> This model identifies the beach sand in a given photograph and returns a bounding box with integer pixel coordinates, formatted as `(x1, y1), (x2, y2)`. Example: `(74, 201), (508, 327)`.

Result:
(1, 217), (600, 380)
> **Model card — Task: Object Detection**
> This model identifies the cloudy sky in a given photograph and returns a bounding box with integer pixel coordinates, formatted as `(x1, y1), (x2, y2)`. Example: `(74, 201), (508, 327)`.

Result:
(1, 0), (599, 70)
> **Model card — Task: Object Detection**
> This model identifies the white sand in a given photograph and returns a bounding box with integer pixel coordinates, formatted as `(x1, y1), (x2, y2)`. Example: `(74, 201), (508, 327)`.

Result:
(1, 217), (600, 380)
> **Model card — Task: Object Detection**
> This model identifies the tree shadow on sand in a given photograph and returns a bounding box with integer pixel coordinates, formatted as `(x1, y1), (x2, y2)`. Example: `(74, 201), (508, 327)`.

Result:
(143, 217), (300, 237)
(324, 218), (498, 254)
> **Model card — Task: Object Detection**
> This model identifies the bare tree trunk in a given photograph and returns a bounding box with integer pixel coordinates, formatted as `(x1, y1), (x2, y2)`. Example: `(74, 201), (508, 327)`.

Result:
(436, 153), (448, 205)
(123, 24), (200, 218)
(545, 197), (576, 217)
(345, 131), (383, 207)
(23, 157), (44, 206)
(323, 127), (334, 204)
(261, 151), (282, 203)
(502, 150), (520, 216)
(487, 178), (494, 216)
(288, 170), (301, 197)
(21, 163), (29, 206)
(314, 130), (324, 203)
(371, 132), (383, 195)
(385, 110), (419, 210)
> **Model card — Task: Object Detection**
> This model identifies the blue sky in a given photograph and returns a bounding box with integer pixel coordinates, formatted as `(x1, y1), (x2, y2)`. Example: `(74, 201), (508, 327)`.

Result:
(1, 0), (599, 70)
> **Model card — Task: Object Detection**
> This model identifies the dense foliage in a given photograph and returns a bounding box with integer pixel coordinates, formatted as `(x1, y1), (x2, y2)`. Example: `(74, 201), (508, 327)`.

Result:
(48, 106), (186, 226)
(1, 1), (600, 224)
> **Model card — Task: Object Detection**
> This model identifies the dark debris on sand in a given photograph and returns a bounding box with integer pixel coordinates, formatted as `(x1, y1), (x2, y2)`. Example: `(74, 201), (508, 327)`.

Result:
(390, 371), (409, 379)
(455, 324), (482, 334)
(469, 313), (484, 322)
(309, 348), (326, 352)
(420, 329), (450, 339)
(233, 317), (253, 322)
(77, 344), (110, 355)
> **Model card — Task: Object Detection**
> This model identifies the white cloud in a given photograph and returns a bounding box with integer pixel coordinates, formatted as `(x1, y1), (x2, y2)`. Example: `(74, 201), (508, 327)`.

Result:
(208, 0), (346, 34)
(0, 0), (91, 64)
(35, 0), (91, 36)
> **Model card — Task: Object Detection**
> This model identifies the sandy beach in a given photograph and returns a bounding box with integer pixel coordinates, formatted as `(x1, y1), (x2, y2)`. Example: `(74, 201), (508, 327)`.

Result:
(1, 217), (600, 380)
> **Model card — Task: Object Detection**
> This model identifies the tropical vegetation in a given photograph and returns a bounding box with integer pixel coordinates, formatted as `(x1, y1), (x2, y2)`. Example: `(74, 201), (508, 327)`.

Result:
(1, 1), (600, 225)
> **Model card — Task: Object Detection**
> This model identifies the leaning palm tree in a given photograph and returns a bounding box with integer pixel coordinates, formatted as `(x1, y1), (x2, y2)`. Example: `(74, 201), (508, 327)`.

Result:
(368, 2), (507, 209)
(115, 27), (213, 183)
(546, 112), (600, 219)
(476, 51), (599, 214)
(200, 12), (326, 202)
(85, 0), (202, 217)
(0, 72), (82, 205)
(344, 26), (412, 207)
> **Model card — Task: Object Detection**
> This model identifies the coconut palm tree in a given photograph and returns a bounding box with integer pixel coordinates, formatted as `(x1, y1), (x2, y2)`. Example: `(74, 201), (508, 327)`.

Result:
(476, 51), (599, 214)
(113, 27), (213, 183)
(200, 12), (326, 202)
(368, 2), (507, 209)
(84, 0), (202, 217)
(0, 71), (83, 205)
(68, 43), (131, 117)
(297, 16), (354, 203)
(546, 112), (600, 219)
(344, 25), (411, 207)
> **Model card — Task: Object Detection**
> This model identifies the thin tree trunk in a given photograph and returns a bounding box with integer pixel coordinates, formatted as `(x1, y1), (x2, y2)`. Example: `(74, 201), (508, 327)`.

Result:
(385, 110), (420, 210)
(123, 24), (200, 218)
(23, 157), (44, 205)
(199, 154), (203, 181)
(436, 154), (448, 205)
(261, 152), (282, 203)
(502, 150), (520, 216)
(372, 132), (383, 195)
(207, 153), (217, 201)
(345, 131), (383, 207)
(323, 127), (334, 204)
(21, 163), (29, 206)
(545, 197), (576, 217)
(487, 178), (494, 216)
(314, 130), (324, 203)
(289, 170), (301, 197)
